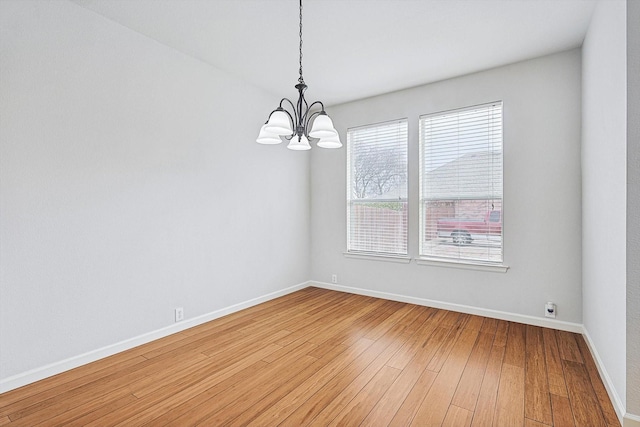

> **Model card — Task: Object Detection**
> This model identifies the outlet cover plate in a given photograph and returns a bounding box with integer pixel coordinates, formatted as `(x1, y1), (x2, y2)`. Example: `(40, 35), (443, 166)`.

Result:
(544, 303), (556, 318)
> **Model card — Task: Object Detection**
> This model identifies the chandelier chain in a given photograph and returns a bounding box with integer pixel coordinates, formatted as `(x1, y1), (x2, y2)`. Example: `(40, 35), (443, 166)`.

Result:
(298, 0), (304, 84)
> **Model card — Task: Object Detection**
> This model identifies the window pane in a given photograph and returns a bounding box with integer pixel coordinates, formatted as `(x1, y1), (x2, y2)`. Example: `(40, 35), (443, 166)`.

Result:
(348, 201), (407, 254)
(419, 103), (503, 264)
(347, 119), (408, 255)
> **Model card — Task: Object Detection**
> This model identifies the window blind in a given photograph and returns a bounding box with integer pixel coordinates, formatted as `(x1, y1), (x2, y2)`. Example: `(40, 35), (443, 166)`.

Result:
(347, 119), (408, 255)
(419, 102), (503, 264)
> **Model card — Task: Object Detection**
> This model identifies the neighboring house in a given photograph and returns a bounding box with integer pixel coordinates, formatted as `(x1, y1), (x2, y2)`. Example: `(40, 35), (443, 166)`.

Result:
(423, 151), (502, 238)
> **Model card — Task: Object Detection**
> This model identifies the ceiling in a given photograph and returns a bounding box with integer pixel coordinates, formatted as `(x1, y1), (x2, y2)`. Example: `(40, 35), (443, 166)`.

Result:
(71, 0), (598, 106)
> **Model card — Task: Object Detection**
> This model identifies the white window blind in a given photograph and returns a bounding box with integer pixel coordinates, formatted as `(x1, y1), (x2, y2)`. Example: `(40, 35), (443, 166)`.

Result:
(419, 102), (503, 264)
(347, 119), (408, 255)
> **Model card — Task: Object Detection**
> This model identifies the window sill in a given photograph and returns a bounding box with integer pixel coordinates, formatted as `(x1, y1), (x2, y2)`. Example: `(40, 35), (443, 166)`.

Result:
(343, 252), (412, 264)
(415, 257), (509, 273)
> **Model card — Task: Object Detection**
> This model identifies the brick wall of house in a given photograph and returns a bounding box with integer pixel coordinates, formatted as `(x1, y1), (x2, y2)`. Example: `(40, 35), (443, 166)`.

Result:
(424, 199), (502, 239)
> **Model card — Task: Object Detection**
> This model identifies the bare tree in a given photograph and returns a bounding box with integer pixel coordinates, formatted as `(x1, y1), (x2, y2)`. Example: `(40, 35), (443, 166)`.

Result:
(352, 145), (406, 199)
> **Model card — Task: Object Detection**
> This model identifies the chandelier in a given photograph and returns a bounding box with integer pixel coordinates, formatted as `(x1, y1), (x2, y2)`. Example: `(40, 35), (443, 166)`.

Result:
(256, 0), (341, 150)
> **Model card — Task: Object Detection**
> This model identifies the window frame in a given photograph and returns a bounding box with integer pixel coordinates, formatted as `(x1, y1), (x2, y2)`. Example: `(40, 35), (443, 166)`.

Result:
(418, 101), (505, 268)
(346, 118), (409, 257)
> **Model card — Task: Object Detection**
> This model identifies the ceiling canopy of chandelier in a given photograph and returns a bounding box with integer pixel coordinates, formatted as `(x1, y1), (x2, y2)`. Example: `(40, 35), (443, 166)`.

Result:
(256, 0), (341, 151)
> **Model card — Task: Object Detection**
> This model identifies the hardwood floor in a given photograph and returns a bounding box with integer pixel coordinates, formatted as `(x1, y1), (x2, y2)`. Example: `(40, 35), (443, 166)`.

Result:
(0, 287), (620, 426)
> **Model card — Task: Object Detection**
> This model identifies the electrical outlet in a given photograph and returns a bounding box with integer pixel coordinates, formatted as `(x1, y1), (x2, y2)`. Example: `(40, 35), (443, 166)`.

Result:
(545, 302), (556, 318)
(175, 307), (184, 322)
(331, 274), (337, 284)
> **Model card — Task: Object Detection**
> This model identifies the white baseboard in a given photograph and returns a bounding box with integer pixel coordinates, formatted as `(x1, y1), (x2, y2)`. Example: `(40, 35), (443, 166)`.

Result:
(581, 328), (636, 427)
(311, 281), (638, 426)
(311, 281), (584, 333)
(625, 413), (640, 427)
(0, 281), (309, 394)
(3, 280), (634, 427)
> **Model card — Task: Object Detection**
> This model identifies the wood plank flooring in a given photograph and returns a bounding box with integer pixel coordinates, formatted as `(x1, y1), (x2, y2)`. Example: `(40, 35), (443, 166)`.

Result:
(0, 287), (620, 426)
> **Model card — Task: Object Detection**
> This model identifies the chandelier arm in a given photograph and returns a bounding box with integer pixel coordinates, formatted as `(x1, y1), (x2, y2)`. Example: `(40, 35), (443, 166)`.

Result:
(302, 101), (326, 131)
(307, 100), (325, 113)
(298, 100), (311, 135)
(306, 108), (321, 121)
(278, 97), (296, 112)
(304, 109), (323, 133)
(266, 105), (285, 120)
(278, 98), (299, 135)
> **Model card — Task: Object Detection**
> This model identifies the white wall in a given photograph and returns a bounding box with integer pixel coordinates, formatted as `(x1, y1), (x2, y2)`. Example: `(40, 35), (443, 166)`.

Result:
(627, 0), (640, 419)
(581, 0), (628, 415)
(311, 50), (583, 323)
(0, 0), (310, 384)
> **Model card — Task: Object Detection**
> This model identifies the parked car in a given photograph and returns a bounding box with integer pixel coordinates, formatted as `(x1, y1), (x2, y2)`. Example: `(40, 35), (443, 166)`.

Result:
(437, 210), (501, 245)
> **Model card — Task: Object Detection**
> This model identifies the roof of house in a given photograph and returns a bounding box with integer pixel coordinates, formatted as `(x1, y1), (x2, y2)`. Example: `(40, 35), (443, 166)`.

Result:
(423, 151), (503, 200)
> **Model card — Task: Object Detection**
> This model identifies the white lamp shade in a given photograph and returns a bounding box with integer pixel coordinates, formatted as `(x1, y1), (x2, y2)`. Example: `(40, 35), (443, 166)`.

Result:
(309, 114), (337, 138)
(256, 124), (282, 144)
(317, 133), (342, 149)
(287, 135), (312, 151)
(264, 110), (293, 135)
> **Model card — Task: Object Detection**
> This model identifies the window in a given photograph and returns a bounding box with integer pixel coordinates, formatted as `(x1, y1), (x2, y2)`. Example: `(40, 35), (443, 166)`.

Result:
(347, 119), (408, 256)
(419, 102), (503, 264)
